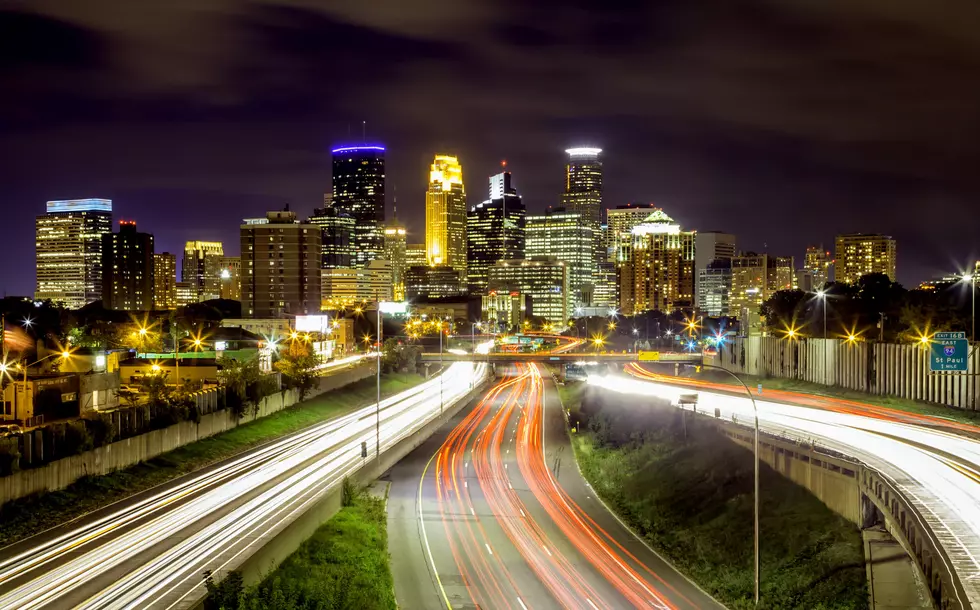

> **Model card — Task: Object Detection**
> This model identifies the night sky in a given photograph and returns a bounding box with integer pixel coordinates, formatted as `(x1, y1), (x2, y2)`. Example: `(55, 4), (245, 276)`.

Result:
(2, 1), (980, 296)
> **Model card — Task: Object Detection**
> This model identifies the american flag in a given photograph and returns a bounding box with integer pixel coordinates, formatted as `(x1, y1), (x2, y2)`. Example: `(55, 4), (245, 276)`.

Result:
(1, 323), (32, 352)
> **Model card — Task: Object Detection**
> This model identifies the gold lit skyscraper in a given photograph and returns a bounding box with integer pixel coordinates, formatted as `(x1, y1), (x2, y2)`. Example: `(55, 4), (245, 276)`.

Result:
(425, 155), (467, 279)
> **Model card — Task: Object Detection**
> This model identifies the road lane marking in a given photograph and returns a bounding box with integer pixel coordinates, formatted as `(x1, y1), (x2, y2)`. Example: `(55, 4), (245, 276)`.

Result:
(485, 543), (493, 556)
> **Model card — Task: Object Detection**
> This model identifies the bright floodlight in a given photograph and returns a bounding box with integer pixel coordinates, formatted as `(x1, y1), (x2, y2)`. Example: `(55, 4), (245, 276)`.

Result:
(919, 335), (930, 344)
(816, 289), (827, 298)
(379, 301), (409, 314)
(963, 274), (974, 282)
(566, 147), (602, 157)
(61, 351), (70, 358)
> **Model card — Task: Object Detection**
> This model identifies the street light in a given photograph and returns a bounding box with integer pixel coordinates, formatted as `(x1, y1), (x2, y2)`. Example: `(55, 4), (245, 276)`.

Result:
(377, 301), (409, 461)
(815, 290), (828, 384)
(696, 363), (762, 605)
(963, 274), (975, 343)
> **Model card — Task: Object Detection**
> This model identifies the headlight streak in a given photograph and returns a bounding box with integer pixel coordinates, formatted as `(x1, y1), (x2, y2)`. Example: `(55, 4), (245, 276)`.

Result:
(605, 368), (980, 607)
(0, 362), (486, 610)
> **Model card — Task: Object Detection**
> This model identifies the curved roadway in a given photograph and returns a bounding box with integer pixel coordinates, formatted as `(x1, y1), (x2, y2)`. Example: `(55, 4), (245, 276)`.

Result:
(614, 363), (980, 609)
(387, 364), (724, 610)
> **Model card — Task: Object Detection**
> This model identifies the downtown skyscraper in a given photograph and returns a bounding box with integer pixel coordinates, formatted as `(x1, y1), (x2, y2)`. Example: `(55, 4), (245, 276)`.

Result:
(562, 148), (603, 280)
(102, 220), (154, 311)
(467, 171), (526, 294)
(35, 198), (113, 309)
(332, 146), (385, 266)
(425, 155), (467, 274)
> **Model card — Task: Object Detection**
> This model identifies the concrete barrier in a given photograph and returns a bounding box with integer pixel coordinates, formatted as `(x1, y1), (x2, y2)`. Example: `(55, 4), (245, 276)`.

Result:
(719, 420), (963, 610)
(229, 374), (493, 598)
(0, 365), (375, 508)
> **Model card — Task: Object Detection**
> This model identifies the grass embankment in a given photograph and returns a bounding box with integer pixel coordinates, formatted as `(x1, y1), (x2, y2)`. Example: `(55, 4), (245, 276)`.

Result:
(567, 382), (868, 610)
(0, 373), (424, 548)
(686, 368), (980, 426)
(204, 485), (395, 610)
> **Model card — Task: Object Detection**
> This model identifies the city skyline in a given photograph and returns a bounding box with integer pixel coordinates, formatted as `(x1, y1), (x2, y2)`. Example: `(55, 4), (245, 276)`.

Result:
(7, 141), (970, 301)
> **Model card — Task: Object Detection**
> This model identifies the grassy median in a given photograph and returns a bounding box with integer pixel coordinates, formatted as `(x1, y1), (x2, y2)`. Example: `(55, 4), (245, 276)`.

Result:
(568, 382), (868, 610)
(205, 487), (395, 610)
(0, 372), (424, 549)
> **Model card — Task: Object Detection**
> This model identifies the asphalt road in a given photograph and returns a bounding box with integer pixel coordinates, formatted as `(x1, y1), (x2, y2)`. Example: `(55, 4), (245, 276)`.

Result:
(387, 364), (724, 610)
(0, 363), (485, 610)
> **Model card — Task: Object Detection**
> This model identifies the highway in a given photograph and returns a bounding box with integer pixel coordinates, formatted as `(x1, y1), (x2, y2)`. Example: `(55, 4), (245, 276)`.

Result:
(610, 363), (980, 609)
(0, 362), (487, 609)
(387, 363), (724, 610)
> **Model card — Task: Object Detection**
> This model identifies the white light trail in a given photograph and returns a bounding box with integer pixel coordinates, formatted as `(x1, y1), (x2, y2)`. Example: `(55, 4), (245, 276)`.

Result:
(0, 363), (486, 610)
(590, 373), (980, 607)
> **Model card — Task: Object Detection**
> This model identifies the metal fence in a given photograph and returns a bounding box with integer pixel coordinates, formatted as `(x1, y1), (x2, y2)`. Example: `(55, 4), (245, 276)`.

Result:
(710, 336), (980, 410)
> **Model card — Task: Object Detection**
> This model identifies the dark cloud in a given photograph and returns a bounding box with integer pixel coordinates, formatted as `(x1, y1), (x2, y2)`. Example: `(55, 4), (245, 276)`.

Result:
(1, 0), (979, 296)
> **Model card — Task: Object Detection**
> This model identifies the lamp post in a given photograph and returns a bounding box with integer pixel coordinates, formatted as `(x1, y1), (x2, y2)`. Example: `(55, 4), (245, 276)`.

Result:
(440, 318), (445, 413)
(963, 274), (975, 343)
(377, 301), (409, 460)
(697, 362), (761, 605)
(816, 290), (828, 384)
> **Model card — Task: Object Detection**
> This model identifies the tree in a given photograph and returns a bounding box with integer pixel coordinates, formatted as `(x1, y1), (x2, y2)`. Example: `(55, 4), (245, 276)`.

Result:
(274, 351), (320, 400)
(760, 290), (809, 333)
(217, 357), (263, 417)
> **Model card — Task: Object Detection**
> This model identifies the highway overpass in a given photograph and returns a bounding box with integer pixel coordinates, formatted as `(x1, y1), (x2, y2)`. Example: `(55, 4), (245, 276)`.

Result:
(421, 351), (704, 363)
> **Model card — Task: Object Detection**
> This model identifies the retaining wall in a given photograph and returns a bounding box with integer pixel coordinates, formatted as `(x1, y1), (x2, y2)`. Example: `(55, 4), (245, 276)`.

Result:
(0, 365), (374, 508)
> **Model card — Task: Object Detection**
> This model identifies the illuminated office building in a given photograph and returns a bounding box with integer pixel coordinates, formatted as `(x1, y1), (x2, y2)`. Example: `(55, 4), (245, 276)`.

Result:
(153, 253), (177, 310)
(488, 258), (569, 325)
(240, 211), (321, 318)
(102, 220), (154, 311)
(562, 147), (602, 237)
(405, 265), (467, 300)
(526, 208), (594, 307)
(618, 210), (696, 315)
(834, 234), (894, 284)
(35, 198), (113, 309)
(406, 243), (426, 268)
(562, 147), (603, 279)
(425, 155), (467, 283)
(592, 263), (619, 311)
(322, 260), (393, 306)
(183, 241), (224, 302)
(220, 256), (241, 301)
(607, 203), (665, 263)
(694, 231), (736, 310)
(730, 253), (795, 332)
(467, 171), (526, 294)
(175, 282), (197, 307)
(332, 146), (385, 265)
(384, 221), (407, 301)
(697, 259), (732, 317)
(308, 206), (355, 269)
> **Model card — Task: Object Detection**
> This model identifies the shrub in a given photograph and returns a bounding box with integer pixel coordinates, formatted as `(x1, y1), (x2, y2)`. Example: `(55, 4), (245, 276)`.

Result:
(62, 420), (94, 456)
(0, 443), (21, 476)
(83, 413), (117, 448)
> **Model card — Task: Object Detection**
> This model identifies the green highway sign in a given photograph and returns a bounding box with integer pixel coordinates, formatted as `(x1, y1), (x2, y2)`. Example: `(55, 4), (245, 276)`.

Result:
(930, 332), (969, 373)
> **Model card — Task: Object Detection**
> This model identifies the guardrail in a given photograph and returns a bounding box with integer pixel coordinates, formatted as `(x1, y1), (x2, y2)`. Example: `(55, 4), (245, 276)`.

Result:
(716, 417), (965, 610)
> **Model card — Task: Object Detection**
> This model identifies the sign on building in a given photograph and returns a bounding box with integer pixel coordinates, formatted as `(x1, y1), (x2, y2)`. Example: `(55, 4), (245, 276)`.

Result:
(929, 331), (969, 373)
